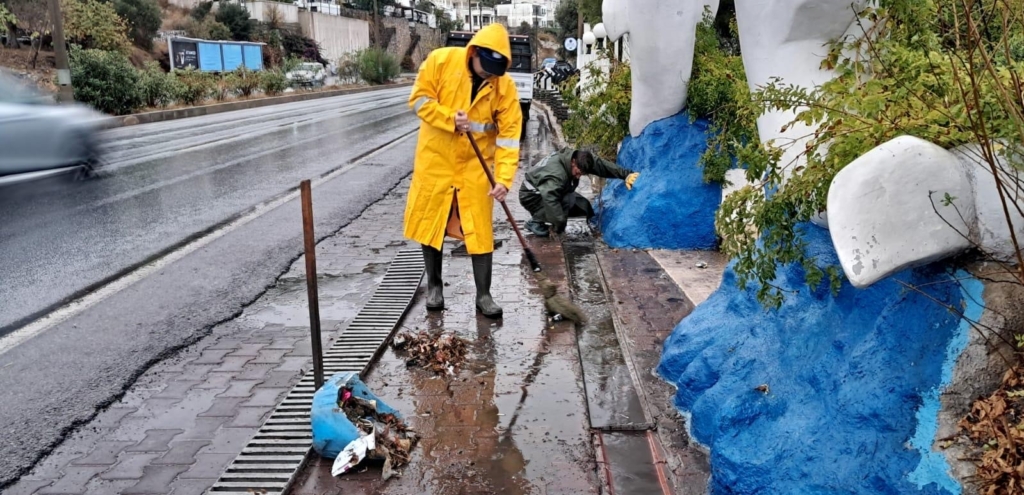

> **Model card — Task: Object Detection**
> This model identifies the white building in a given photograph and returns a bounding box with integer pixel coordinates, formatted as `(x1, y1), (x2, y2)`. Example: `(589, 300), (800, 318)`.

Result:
(454, 1), (495, 32)
(395, 0), (458, 22)
(494, 2), (549, 28)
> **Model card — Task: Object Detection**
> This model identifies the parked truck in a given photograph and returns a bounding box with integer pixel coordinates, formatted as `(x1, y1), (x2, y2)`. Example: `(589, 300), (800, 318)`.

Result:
(445, 31), (533, 137)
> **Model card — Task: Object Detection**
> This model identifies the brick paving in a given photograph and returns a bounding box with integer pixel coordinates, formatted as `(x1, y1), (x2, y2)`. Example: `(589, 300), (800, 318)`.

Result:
(596, 247), (712, 493)
(4, 141), (422, 495)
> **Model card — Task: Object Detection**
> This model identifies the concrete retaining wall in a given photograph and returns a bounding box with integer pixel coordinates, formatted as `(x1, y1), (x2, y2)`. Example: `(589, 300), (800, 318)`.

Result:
(168, 0), (203, 9)
(298, 12), (371, 63)
(245, 1), (301, 24)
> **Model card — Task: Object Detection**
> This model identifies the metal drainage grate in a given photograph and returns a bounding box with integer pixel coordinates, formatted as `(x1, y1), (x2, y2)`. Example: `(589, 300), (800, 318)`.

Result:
(207, 248), (424, 495)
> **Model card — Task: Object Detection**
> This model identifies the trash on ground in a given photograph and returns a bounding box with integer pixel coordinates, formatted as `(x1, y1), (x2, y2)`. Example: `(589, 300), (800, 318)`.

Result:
(696, 261), (709, 269)
(537, 274), (587, 324)
(311, 372), (419, 480)
(392, 330), (468, 376)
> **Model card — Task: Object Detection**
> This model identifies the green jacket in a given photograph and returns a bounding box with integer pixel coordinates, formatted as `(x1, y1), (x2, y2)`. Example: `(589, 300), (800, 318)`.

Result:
(522, 148), (633, 228)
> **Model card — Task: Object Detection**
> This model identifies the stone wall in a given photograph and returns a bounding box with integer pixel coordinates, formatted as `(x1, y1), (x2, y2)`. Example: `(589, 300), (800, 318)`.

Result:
(303, 7), (443, 69)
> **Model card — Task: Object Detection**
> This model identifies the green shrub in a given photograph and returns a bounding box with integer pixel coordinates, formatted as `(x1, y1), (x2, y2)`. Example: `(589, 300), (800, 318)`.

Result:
(560, 55), (631, 161)
(184, 17), (231, 41)
(213, 77), (232, 101)
(228, 66), (261, 98)
(357, 47), (399, 85)
(174, 68), (215, 105)
(138, 61), (178, 108)
(337, 52), (360, 84)
(687, 8), (759, 185)
(260, 69), (289, 96)
(69, 47), (143, 115)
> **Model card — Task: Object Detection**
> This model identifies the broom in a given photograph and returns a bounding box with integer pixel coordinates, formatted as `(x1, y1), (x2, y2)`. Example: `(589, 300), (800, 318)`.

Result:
(465, 133), (587, 324)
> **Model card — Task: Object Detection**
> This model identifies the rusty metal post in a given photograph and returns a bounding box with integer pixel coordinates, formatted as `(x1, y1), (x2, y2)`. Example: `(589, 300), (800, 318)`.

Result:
(300, 180), (324, 390)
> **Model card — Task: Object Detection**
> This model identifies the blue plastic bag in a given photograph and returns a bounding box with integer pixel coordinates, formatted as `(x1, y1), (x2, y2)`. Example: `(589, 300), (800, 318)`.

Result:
(310, 372), (400, 459)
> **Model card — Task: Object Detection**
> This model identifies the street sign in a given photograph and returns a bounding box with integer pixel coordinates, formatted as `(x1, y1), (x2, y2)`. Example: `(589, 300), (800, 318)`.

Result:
(564, 37), (578, 51)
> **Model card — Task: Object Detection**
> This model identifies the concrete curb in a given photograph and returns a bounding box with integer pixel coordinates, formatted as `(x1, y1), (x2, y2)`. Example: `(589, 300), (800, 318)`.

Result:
(112, 82), (414, 128)
(532, 99), (567, 148)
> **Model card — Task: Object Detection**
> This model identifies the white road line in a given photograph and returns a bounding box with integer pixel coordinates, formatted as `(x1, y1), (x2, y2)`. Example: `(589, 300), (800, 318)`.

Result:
(0, 131), (416, 357)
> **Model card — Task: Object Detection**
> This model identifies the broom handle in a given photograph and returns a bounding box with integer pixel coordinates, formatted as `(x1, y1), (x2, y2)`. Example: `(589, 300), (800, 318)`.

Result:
(466, 132), (540, 270)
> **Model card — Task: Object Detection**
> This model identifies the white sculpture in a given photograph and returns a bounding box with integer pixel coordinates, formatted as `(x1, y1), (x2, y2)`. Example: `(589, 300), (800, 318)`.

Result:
(733, 0), (867, 195)
(827, 137), (975, 288)
(602, 0), (719, 137)
(829, 139), (1024, 287)
(606, 0), (1024, 286)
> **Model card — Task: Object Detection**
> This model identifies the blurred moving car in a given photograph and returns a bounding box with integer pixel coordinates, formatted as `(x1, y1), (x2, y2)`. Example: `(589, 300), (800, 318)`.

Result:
(286, 62), (327, 88)
(0, 70), (108, 181)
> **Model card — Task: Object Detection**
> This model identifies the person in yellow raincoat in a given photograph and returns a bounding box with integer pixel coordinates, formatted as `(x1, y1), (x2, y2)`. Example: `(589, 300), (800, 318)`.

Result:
(404, 23), (523, 319)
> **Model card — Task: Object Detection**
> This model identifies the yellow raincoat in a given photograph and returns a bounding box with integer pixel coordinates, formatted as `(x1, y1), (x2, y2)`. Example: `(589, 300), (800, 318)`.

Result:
(404, 24), (523, 255)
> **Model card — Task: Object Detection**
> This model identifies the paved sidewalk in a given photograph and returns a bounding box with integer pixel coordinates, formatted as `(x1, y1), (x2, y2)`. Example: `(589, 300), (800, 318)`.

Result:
(5, 140), (421, 495)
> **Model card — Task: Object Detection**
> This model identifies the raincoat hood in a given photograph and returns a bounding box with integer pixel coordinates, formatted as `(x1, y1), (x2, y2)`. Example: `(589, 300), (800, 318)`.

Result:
(467, 24), (513, 70)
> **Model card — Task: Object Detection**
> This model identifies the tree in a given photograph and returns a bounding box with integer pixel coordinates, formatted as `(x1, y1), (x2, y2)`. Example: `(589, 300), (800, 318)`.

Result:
(112, 0), (161, 50)
(435, 8), (461, 34)
(190, 1), (212, 21)
(1, 3), (16, 49)
(214, 2), (252, 41)
(3, 0), (49, 64)
(62, 0), (131, 53)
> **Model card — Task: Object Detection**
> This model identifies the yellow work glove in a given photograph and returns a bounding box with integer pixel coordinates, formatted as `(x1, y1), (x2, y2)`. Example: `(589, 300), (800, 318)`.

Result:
(625, 172), (640, 190)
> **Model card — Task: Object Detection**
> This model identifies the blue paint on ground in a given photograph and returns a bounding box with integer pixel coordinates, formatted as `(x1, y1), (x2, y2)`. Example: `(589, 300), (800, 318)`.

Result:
(658, 224), (969, 494)
(599, 111), (721, 250)
(907, 272), (983, 493)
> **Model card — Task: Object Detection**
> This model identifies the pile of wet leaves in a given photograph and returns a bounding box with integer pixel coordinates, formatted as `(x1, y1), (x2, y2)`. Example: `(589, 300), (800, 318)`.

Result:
(958, 367), (1024, 494)
(392, 330), (468, 376)
(338, 388), (419, 480)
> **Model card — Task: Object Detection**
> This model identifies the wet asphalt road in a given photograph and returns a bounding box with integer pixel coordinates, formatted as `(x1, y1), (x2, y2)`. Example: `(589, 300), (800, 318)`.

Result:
(0, 86), (417, 333)
(0, 86), (420, 487)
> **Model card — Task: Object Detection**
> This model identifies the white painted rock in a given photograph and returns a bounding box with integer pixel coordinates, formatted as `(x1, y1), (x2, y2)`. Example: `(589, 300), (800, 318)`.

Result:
(730, 0), (866, 202)
(602, 0), (718, 137)
(953, 144), (1024, 262)
(827, 136), (975, 288)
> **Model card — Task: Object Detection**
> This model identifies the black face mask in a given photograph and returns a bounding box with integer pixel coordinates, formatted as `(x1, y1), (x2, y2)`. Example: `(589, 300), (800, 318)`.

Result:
(469, 57), (485, 101)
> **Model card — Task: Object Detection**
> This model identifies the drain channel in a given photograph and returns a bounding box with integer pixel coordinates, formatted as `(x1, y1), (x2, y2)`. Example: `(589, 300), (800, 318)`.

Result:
(208, 248), (424, 494)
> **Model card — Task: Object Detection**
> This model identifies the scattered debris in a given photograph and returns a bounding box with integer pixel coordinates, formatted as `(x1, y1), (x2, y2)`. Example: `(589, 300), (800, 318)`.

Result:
(958, 367), (1024, 494)
(696, 261), (708, 269)
(392, 331), (469, 376)
(333, 387), (420, 479)
(536, 273), (587, 324)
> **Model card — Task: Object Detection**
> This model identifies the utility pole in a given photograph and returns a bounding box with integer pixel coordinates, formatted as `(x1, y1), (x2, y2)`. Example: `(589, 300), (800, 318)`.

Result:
(372, 0), (380, 48)
(576, 0), (583, 39)
(48, 0), (74, 103)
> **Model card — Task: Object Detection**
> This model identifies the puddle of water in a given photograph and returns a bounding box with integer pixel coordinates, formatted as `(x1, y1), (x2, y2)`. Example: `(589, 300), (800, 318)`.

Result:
(241, 265), (384, 326)
(563, 242), (648, 430)
(600, 431), (666, 494)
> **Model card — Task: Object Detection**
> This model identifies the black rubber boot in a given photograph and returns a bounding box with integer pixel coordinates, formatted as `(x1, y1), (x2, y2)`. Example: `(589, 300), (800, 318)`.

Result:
(472, 253), (502, 318)
(421, 245), (444, 310)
